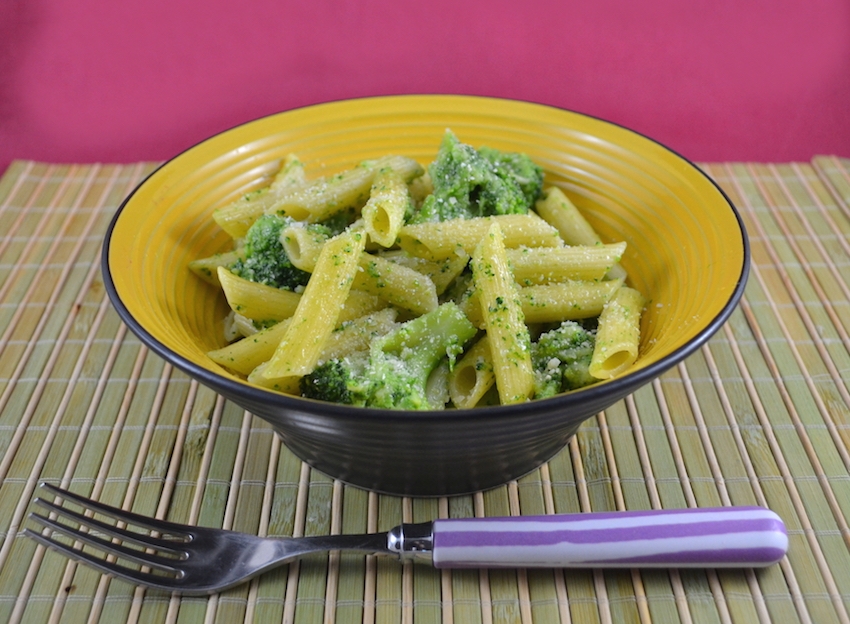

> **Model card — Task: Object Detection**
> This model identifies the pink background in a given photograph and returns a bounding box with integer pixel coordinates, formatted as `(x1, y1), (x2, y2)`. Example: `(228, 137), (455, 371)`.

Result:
(1, 0), (848, 175)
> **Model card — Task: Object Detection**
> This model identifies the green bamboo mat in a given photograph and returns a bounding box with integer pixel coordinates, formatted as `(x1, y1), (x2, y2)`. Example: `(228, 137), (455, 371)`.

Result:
(0, 157), (848, 624)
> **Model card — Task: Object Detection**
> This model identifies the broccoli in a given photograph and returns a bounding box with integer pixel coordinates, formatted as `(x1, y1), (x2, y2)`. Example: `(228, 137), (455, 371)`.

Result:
(409, 130), (544, 223)
(300, 302), (478, 409)
(531, 320), (597, 399)
(229, 214), (311, 290)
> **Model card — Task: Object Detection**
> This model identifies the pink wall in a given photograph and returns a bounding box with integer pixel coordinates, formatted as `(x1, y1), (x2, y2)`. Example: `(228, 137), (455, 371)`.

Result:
(1, 0), (848, 174)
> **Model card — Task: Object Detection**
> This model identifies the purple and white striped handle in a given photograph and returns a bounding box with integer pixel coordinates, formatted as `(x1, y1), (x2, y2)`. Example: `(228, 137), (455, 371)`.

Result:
(430, 507), (787, 568)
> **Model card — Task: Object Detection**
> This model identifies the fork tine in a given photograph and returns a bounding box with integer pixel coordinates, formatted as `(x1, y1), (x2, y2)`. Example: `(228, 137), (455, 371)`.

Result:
(27, 512), (182, 575)
(31, 496), (186, 555)
(36, 483), (193, 538)
(23, 528), (183, 592)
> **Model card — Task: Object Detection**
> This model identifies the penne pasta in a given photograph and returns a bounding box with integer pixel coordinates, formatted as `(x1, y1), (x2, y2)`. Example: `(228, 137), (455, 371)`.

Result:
(448, 335), (496, 409)
(207, 289), (385, 377)
(280, 222), (329, 272)
(188, 250), (243, 286)
(211, 155), (304, 239)
(589, 286), (645, 379)
(534, 186), (599, 246)
(517, 279), (624, 324)
(269, 154), (307, 191)
(197, 135), (651, 407)
(534, 186), (627, 279)
(262, 230), (366, 379)
(265, 155), (423, 223)
(217, 266), (301, 322)
(398, 214), (562, 261)
(471, 222), (534, 404)
(425, 360), (451, 410)
(362, 167), (410, 248)
(209, 318), (292, 375)
(319, 308), (399, 362)
(506, 242), (626, 285)
(353, 252), (438, 315)
(378, 250), (470, 295)
(247, 364), (302, 394)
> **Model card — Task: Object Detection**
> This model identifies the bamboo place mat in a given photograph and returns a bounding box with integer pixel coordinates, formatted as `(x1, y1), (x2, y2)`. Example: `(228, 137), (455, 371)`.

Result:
(0, 157), (849, 624)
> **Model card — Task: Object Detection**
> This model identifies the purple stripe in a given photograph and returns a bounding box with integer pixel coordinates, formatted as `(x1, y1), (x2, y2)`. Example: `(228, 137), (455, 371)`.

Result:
(434, 517), (783, 549)
(599, 546), (789, 566)
(440, 507), (765, 524)
(441, 546), (788, 569)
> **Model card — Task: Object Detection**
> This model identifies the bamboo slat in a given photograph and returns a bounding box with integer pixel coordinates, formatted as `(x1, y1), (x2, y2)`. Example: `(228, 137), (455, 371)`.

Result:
(0, 158), (848, 623)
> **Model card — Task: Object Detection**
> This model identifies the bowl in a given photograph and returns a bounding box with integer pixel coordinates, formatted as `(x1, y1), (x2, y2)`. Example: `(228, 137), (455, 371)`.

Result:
(102, 95), (749, 496)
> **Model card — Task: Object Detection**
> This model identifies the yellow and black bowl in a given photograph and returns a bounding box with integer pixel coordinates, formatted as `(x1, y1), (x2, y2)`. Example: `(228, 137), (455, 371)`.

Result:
(102, 95), (748, 496)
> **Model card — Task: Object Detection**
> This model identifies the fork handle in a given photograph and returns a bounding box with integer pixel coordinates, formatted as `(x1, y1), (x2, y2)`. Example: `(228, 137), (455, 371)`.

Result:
(429, 506), (787, 569)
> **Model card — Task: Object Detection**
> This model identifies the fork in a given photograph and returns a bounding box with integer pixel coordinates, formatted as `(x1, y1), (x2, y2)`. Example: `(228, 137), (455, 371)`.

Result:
(25, 482), (788, 595)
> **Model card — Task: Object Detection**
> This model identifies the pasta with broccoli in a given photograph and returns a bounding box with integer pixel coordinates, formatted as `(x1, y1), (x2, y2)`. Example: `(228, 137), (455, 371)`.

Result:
(190, 129), (646, 409)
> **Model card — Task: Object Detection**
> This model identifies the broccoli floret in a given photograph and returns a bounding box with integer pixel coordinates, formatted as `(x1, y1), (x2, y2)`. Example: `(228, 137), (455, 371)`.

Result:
(300, 356), (372, 406)
(300, 302), (478, 409)
(409, 130), (544, 223)
(478, 147), (546, 207)
(531, 320), (597, 399)
(229, 214), (310, 290)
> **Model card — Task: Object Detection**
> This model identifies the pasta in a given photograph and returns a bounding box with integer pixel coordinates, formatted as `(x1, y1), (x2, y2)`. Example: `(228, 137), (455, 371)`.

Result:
(535, 186), (627, 279)
(194, 134), (646, 407)
(207, 290), (386, 376)
(517, 279), (625, 324)
(589, 286), (646, 379)
(448, 335), (496, 409)
(362, 167), (409, 248)
(261, 230), (366, 379)
(471, 222), (534, 404)
(505, 242), (626, 285)
(217, 266), (301, 322)
(378, 250), (470, 295)
(353, 252), (438, 315)
(398, 214), (562, 260)
(280, 222), (329, 272)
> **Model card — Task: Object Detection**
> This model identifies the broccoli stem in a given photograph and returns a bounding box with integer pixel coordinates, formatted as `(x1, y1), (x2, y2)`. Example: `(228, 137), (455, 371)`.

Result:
(374, 302), (477, 382)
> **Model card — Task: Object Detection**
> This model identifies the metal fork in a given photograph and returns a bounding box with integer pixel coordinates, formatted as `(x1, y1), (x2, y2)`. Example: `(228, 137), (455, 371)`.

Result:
(26, 482), (789, 596)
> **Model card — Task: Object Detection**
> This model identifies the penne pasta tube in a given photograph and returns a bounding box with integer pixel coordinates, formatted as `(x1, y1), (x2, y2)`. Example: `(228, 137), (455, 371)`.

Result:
(319, 308), (399, 362)
(230, 312), (259, 339)
(207, 290), (385, 377)
(425, 361), (451, 410)
(362, 167), (410, 248)
(472, 222), (534, 404)
(269, 154), (307, 191)
(506, 242), (626, 285)
(448, 335), (496, 409)
(534, 186), (599, 246)
(353, 252), (438, 315)
(262, 230), (366, 379)
(398, 214), (562, 261)
(266, 155), (423, 223)
(589, 286), (646, 380)
(188, 250), (243, 286)
(217, 266), (301, 322)
(209, 318), (292, 376)
(212, 188), (283, 239)
(280, 222), (329, 272)
(210, 154), (306, 240)
(517, 279), (624, 324)
(535, 186), (627, 279)
(336, 289), (388, 320)
(247, 364), (302, 394)
(379, 250), (470, 295)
